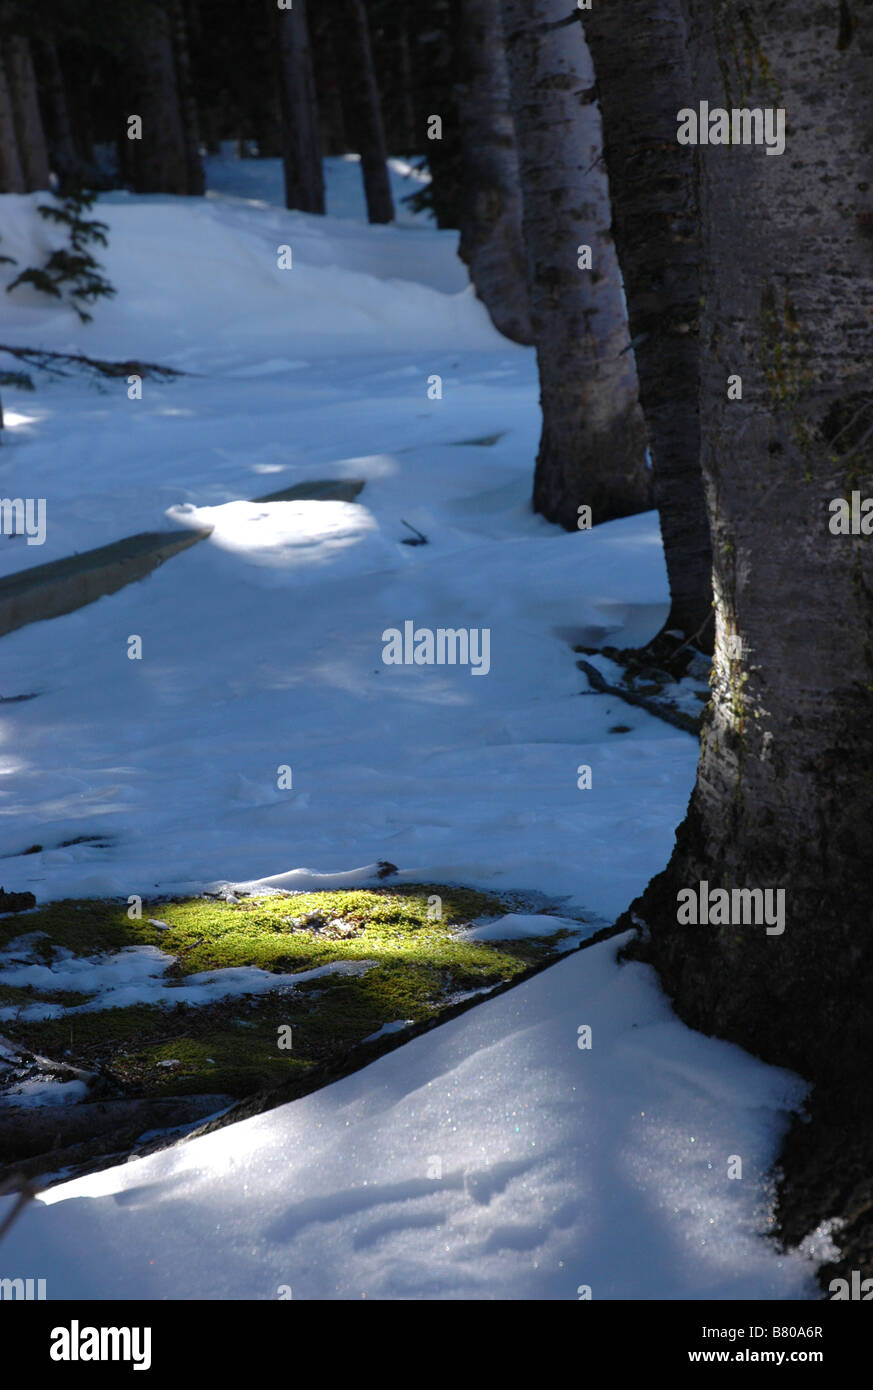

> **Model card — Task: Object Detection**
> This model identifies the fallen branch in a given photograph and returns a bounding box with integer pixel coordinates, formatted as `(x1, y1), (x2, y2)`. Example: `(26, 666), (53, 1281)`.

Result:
(576, 659), (700, 735)
(0, 342), (187, 381)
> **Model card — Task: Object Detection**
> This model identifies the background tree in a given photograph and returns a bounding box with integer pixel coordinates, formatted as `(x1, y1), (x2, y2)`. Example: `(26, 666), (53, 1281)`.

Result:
(332, 0), (394, 224)
(310, 8), (348, 158)
(123, 0), (203, 195)
(0, 41), (25, 192)
(274, 0), (324, 214)
(3, 28), (50, 190)
(583, 0), (713, 648)
(456, 0), (532, 345)
(398, 0), (465, 231)
(167, 0), (204, 194)
(501, 0), (651, 528)
(35, 41), (80, 186)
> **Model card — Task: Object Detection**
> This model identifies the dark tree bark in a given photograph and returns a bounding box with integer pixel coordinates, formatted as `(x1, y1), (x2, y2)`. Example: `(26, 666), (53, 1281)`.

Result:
(168, 0), (205, 195)
(395, 12), (417, 154)
(60, 53), (99, 179)
(274, 0), (325, 214)
(456, 0), (533, 345)
(333, 0), (394, 224)
(624, 0), (873, 1096)
(501, 0), (652, 528)
(5, 34), (50, 190)
(410, 0), (464, 230)
(310, 8), (348, 156)
(127, 3), (193, 194)
(36, 41), (79, 186)
(0, 43), (25, 192)
(583, 1), (713, 648)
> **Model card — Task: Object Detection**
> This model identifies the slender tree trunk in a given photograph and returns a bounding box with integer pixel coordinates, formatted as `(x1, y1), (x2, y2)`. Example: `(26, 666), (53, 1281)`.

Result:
(501, 0), (651, 528)
(396, 14), (417, 154)
(37, 42), (79, 187)
(62, 59), (98, 179)
(243, 1), (282, 159)
(624, 0), (873, 1095)
(0, 47), (25, 192)
(333, 0), (394, 224)
(583, 1), (713, 647)
(127, 3), (192, 194)
(275, 0), (325, 214)
(456, 0), (533, 345)
(168, 0), (205, 194)
(412, 0), (464, 230)
(5, 35), (50, 190)
(184, 0), (220, 155)
(310, 9), (348, 156)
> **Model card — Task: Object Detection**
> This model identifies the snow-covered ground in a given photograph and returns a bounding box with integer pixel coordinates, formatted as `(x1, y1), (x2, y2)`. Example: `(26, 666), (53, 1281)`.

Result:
(0, 152), (827, 1297)
(0, 152), (690, 917)
(0, 935), (828, 1299)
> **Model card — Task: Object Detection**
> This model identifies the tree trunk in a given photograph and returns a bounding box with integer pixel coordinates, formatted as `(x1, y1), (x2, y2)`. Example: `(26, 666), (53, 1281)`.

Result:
(333, 0), (394, 224)
(456, 0), (533, 345)
(582, 1), (713, 647)
(61, 57), (99, 181)
(5, 35), (50, 190)
(168, 0), (205, 195)
(127, 2), (192, 194)
(396, 13), (417, 154)
(624, 0), (873, 1095)
(0, 45), (25, 192)
(501, 0), (652, 528)
(310, 8), (348, 155)
(37, 42), (79, 187)
(275, 0), (325, 214)
(410, 0), (464, 230)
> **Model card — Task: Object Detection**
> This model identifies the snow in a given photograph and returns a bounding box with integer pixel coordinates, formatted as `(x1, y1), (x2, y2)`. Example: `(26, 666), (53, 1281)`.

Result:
(0, 1077), (88, 1108)
(0, 155), (694, 922)
(0, 940), (378, 1022)
(0, 151), (823, 1298)
(0, 935), (822, 1299)
(462, 911), (585, 941)
(362, 1019), (415, 1044)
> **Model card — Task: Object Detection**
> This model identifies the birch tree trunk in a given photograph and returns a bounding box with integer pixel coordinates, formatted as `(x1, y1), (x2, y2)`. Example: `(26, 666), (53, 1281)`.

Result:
(457, 0), (533, 345)
(583, 0), (713, 646)
(626, 0), (873, 1094)
(333, 0), (394, 224)
(501, 0), (652, 528)
(275, 0), (325, 214)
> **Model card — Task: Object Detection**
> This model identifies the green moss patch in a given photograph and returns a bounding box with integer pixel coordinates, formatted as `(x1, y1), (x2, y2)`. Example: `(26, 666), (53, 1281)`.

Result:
(0, 885), (584, 1102)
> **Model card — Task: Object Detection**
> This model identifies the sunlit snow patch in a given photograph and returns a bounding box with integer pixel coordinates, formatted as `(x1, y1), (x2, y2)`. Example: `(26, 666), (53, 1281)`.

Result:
(165, 499), (392, 583)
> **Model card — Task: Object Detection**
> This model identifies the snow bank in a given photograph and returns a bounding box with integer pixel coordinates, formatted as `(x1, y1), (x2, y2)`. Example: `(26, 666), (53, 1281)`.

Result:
(0, 937), (821, 1299)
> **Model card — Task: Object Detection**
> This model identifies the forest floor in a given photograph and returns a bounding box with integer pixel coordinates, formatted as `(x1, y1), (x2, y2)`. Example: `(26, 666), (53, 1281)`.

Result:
(0, 151), (836, 1297)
